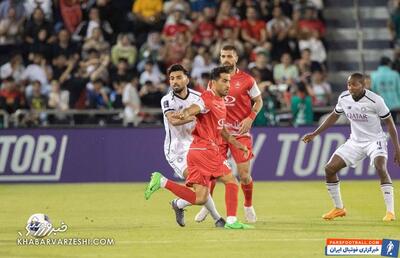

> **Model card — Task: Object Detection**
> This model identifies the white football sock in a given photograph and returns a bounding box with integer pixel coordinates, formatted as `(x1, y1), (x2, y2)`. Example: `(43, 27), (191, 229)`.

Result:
(326, 182), (344, 209)
(204, 194), (221, 220)
(160, 177), (167, 188)
(176, 198), (191, 209)
(381, 184), (394, 213)
(226, 216), (237, 224)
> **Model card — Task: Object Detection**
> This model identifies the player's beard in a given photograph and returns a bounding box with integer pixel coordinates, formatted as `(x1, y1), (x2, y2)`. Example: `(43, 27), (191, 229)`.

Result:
(222, 64), (235, 72)
(172, 85), (184, 94)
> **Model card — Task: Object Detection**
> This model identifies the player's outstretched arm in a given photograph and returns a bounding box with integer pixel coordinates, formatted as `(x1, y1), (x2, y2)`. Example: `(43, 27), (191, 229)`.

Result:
(171, 104), (201, 121)
(383, 116), (400, 166)
(302, 111), (340, 143)
(221, 127), (249, 158)
(165, 112), (196, 126)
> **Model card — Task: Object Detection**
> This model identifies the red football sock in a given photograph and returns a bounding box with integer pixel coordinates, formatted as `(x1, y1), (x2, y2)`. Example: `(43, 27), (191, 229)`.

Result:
(241, 181), (253, 207)
(209, 178), (217, 196)
(165, 180), (196, 204)
(225, 183), (238, 217)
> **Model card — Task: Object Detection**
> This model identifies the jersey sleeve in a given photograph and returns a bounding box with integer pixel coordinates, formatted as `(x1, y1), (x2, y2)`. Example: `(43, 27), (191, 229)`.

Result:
(161, 96), (175, 115)
(248, 79), (261, 98)
(193, 92), (211, 113)
(334, 96), (344, 115)
(376, 96), (391, 119)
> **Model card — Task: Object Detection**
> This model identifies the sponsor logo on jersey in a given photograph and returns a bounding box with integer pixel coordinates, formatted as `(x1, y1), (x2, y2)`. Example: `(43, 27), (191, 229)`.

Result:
(346, 113), (368, 122)
(224, 95), (236, 106)
(217, 119), (226, 129)
(163, 100), (169, 108)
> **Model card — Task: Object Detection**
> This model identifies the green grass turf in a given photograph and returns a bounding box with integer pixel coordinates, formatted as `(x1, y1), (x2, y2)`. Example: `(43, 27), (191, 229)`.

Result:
(0, 181), (399, 258)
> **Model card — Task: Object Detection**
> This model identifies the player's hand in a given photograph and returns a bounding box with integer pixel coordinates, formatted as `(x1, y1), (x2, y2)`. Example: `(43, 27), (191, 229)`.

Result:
(171, 111), (185, 120)
(394, 149), (400, 166)
(302, 133), (317, 143)
(238, 117), (253, 135)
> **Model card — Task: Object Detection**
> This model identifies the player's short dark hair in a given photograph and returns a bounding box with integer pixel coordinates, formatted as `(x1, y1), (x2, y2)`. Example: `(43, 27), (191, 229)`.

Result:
(349, 73), (365, 83)
(221, 45), (238, 54)
(210, 66), (231, 81)
(380, 56), (391, 66)
(167, 64), (189, 77)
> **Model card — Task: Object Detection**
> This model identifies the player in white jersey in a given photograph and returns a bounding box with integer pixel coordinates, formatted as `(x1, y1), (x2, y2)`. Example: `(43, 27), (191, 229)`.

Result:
(303, 73), (400, 221)
(160, 64), (225, 227)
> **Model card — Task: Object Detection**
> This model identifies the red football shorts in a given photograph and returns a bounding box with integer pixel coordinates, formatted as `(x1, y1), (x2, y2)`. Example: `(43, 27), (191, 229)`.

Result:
(220, 135), (254, 163)
(186, 148), (231, 187)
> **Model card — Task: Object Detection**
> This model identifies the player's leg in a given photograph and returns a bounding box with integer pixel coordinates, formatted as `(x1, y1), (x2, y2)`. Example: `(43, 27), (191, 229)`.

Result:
(232, 136), (256, 222)
(194, 178), (217, 223)
(374, 156), (395, 221)
(218, 173), (252, 229)
(322, 155), (347, 220)
(173, 168), (223, 225)
(194, 143), (228, 223)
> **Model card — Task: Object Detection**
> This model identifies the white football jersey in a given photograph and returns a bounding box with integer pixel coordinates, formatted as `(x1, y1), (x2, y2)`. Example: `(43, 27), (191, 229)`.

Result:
(161, 88), (201, 156)
(334, 89), (391, 142)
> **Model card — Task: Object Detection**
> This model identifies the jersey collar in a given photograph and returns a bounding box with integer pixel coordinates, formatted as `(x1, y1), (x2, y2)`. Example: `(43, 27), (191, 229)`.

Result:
(173, 88), (190, 100)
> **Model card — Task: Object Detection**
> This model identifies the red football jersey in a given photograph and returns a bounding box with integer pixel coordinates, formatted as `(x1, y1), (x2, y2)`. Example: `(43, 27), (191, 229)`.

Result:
(191, 90), (226, 149)
(224, 69), (261, 135)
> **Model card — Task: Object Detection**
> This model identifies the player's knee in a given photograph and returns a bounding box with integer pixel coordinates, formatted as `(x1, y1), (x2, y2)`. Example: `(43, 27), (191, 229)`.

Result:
(376, 168), (391, 182)
(195, 195), (208, 205)
(239, 173), (250, 184)
(324, 164), (338, 176)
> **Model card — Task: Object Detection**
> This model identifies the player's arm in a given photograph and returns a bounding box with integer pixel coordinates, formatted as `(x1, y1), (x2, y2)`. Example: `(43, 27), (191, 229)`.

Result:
(302, 111), (340, 143)
(171, 104), (201, 121)
(383, 116), (400, 166)
(221, 127), (249, 158)
(165, 111), (195, 126)
(238, 93), (263, 135)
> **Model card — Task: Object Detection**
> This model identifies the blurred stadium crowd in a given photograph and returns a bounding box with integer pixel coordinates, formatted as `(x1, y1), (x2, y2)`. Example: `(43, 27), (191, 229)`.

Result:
(0, 0), (398, 127)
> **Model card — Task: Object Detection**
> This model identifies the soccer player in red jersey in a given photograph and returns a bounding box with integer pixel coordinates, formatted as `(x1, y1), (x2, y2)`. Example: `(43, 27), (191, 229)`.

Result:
(196, 45), (263, 223)
(145, 66), (253, 229)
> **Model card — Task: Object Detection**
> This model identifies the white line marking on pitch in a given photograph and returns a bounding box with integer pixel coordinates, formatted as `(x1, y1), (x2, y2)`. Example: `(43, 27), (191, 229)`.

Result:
(118, 238), (323, 244)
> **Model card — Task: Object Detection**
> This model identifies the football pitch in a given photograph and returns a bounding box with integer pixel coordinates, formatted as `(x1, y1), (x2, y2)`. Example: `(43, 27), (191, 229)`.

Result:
(1, 181), (399, 258)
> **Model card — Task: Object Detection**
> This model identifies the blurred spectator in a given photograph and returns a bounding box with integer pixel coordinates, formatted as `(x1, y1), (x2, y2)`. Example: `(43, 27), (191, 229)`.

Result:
(82, 27), (110, 57)
(364, 74), (372, 90)
(59, 0), (82, 34)
(51, 29), (79, 60)
(160, 32), (190, 67)
(73, 7), (113, 42)
(267, 6), (292, 39)
(26, 80), (48, 125)
(48, 80), (69, 111)
(193, 72), (210, 93)
(131, 0), (163, 31)
(211, 27), (244, 59)
(24, 7), (55, 48)
(139, 80), (164, 108)
(309, 70), (331, 107)
(0, 52), (24, 82)
(109, 80), (124, 109)
(273, 52), (299, 85)
(138, 31), (162, 70)
(0, 76), (24, 114)
(298, 29), (326, 64)
(51, 54), (68, 81)
(86, 78), (109, 109)
(297, 6), (325, 37)
(371, 57), (400, 120)
(190, 0), (217, 19)
(297, 48), (323, 75)
(123, 79), (141, 126)
(62, 63), (89, 109)
(139, 60), (166, 88)
(111, 33), (137, 67)
(164, 0), (191, 18)
(241, 6), (267, 51)
(24, 0), (52, 20)
(215, 0), (240, 39)
(0, 6), (24, 45)
(291, 81), (313, 126)
(162, 5), (191, 42)
(248, 51), (274, 85)
(80, 49), (110, 83)
(110, 58), (134, 89)
(192, 7), (217, 46)
(0, 0), (26, 21)
(191, 49), (217, 82)
(21, 52), (50, 89)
